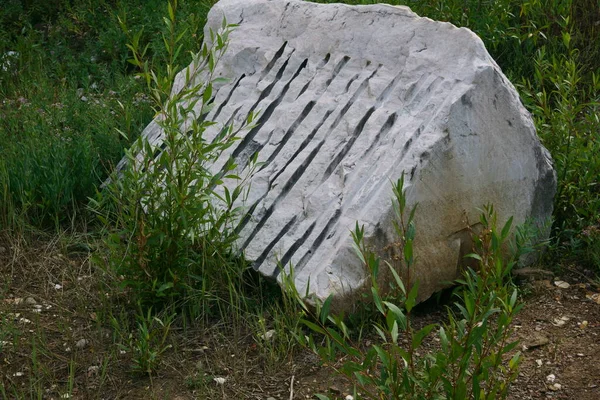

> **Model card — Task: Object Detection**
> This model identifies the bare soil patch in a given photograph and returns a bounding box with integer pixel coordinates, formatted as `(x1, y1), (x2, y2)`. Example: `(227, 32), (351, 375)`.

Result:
(1, 234), (598, 399)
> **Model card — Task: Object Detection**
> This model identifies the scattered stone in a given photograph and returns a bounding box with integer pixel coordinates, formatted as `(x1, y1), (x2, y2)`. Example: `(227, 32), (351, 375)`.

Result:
(259, 329), (276, 341)
(328, 385), (341, 394)
(5, 297), (23, 305)
(25, 297), (37, 305)
(548, 383), (562, 391)
(523, 333), (549, 350)
(87, 365), (99, 377)
(536, 359), (543, 367)
(554, 280), (570, 289)
(585, 293), (600, 304)
(546, 374), (556, 383)
(213, 377), (227, 385)
(128, 0), (556, 307)
(579, 320), (588, 329)
(75, 339), (88, 349)
(551, 316), (570, 327)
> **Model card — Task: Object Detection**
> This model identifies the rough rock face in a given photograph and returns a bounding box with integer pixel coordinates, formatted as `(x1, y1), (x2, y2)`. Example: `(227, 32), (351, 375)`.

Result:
(134, 0), (556, 305)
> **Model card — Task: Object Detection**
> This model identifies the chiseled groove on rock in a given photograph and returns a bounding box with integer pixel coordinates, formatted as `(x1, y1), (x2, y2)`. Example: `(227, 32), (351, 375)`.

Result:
(326, 55), (351, 87)
(212, 74), (246, 120)
(344, 73), (360, 93)
(321, 106), (376, 184)
(295, 53), (332, 100)
(260, 41), (288, 81)
(403, 72), (437, 104)
(410, 76), (445, 113)
(295, 76), (315, 100)
(402, 126), (423, 157)
(239, 130), (326, 253)
(362, 112), (398, 157)
(234, 107), (334, 238)
(269, 108), (334, 186)
(274, 220), (318, 277)
(242, 66), (384, 263)
(376, 71), (403, 107)
(252, 215), (298, 272)
(317, 69), (403, 184)
(247, 51), (294, 117)
(328, 66), (380, 132)
(290, 208), (343, 276)
(261, 100), (316, 170)
(216, 105), (244, 142)
(235, 198), (260, 235)
(230, 57), (309, 166)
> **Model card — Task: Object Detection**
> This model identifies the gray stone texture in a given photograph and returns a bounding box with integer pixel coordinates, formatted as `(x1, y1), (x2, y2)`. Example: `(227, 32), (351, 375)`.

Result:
(133, 0), (556, 305)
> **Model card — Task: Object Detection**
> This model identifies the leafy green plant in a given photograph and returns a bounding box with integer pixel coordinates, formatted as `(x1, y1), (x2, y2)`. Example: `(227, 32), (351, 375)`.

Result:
(519, 29), (600, 270)
(91, 0), (257, 313)
(285, 177), (524, 399)
(110, 307), (175, 375)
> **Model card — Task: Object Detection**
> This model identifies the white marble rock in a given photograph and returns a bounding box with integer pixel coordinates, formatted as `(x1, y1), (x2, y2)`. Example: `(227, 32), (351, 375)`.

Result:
(132, 0), (556, 306)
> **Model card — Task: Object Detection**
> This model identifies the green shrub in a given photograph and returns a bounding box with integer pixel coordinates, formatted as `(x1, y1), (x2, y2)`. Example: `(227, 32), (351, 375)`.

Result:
(91, 1), (257, 313)
(286, 177), (524, 399)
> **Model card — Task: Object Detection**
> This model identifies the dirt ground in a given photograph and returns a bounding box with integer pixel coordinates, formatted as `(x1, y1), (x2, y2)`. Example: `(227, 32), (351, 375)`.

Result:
(0, 235), (599, 399)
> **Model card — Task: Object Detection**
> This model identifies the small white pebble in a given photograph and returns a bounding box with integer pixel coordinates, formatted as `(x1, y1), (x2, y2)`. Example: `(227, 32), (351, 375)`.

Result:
(260, 329), (276, 341)
(75, 339), (88, 349)
(546, 374), (556, 383)
(549, 383), (562, 391)
(13, 372), (24, 377)
(213, 377), (226, 385)
(54, 284), (63, 290)
(536, 359), (543, 367)
(345, 396), (354, 400)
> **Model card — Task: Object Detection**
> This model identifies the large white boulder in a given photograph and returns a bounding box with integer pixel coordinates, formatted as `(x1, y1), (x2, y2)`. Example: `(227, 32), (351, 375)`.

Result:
(134, 0), (556, 305)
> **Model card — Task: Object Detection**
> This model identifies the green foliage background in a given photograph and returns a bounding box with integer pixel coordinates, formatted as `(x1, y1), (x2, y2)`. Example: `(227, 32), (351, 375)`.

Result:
(0, 0), (598, 268)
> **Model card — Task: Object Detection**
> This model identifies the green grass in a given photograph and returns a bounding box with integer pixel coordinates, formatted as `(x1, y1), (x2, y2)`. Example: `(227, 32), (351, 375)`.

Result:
(0, 0), (215, 229)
